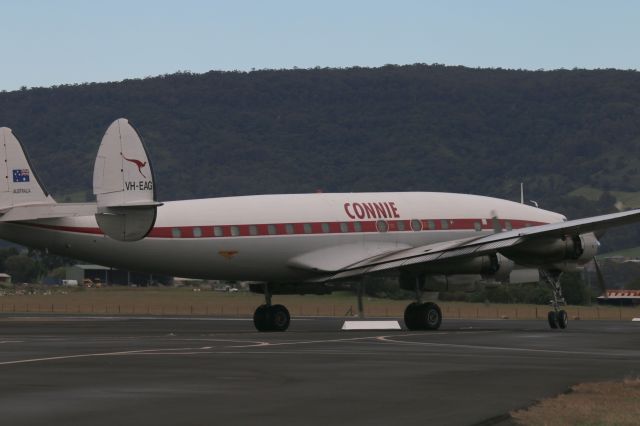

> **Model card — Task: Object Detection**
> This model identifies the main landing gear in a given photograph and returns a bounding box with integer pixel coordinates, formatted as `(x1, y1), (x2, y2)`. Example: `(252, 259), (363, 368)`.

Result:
(403, 277), (442, 330)
(541, 269), (568, 330)
(253, 283), (291, 332)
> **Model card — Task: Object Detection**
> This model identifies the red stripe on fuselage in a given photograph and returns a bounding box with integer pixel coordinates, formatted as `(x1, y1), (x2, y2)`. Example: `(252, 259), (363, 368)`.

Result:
(23, 218), (546, 239)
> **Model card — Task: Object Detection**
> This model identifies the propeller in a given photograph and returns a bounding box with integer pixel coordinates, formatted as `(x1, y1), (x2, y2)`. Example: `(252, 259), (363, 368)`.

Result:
(593, 256), (608, 299)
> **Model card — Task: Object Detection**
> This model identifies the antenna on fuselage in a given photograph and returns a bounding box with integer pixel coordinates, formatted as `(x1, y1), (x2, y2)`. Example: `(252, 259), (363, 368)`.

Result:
(521, 182), (539, 208)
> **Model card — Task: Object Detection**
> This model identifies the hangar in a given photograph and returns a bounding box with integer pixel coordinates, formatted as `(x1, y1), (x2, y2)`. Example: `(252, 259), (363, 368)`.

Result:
(65, 265), (171, 286)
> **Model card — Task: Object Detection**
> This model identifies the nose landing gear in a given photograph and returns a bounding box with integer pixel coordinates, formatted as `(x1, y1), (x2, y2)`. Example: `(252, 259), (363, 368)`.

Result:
(541, 269), (568, 330)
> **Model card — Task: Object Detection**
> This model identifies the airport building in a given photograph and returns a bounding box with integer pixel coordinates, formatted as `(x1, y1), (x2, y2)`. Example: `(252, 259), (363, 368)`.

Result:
(597, 289), (640, 306)
(65, 264), (171, 286)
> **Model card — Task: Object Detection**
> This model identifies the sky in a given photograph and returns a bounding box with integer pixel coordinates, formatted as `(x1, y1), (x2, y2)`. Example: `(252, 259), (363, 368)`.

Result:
(1, 0), (639, 92)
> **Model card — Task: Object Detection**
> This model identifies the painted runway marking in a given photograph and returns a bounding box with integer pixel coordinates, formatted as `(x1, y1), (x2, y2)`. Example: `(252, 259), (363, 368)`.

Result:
(229, 335), (395, 348)
(230, 330), (501, 348)
(375, 336), (639, 358)
(162, 338), (272, 347)
(0, 333), (446, 365)
(0, 347), (209, 366)
(230, 332), (452, 347)
(2, 316), (255, 322)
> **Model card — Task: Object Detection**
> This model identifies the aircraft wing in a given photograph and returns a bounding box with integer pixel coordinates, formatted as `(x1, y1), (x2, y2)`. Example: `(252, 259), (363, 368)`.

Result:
(321, 209), (640, 281)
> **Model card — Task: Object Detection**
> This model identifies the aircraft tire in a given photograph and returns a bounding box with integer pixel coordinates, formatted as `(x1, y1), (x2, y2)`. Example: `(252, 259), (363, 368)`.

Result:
(557, 310), (568, 329)
(421, 302), (442, 330)
(404, 302), (423, 330)
(253, 304), (272, 332)
(269, 304), (290, 332)
(547, 311), (559, 329)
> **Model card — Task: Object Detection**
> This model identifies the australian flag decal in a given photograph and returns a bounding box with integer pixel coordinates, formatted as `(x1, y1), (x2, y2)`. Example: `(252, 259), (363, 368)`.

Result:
(12, 169), (30, 182)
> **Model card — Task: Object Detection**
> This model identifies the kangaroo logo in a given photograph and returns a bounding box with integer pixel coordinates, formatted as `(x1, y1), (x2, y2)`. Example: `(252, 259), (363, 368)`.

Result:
(122, 153), (147, 178)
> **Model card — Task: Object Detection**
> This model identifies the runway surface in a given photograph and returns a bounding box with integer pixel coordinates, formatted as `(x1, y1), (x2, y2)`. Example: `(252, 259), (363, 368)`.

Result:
(1, 315), (639, 426)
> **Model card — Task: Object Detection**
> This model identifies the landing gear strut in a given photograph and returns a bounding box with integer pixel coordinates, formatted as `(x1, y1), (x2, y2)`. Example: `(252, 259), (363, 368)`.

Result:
(253, 283), (290, 332)
(403, 276), (442, 330)
(541, 269), (568, 330)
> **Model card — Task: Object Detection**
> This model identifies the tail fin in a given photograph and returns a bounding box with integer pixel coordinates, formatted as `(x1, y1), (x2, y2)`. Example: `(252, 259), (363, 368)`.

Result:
(92, 118), (161, 241)
(0, 119), (159, 241)
(0, 127), (55, 210)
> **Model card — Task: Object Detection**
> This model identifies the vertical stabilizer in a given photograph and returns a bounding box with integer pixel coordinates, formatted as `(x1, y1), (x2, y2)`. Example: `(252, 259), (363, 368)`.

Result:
(93, 118), (156, 207)
(0, 127), (55, 209)
(92, 118), (160, 241)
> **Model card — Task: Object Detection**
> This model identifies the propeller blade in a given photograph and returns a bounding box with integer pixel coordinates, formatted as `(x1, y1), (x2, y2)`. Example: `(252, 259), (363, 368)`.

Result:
(593, 257), (608, 299)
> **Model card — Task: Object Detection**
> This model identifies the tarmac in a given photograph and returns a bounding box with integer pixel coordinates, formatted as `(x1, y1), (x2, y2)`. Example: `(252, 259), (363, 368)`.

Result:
(1, 315), (640, 426)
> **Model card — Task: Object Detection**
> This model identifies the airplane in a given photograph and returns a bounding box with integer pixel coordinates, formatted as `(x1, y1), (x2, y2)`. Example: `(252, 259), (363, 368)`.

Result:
(0, 118), (638, 332)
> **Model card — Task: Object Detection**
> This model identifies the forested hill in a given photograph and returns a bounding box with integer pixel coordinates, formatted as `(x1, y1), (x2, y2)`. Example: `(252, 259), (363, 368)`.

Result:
(1, 64), (640, 249)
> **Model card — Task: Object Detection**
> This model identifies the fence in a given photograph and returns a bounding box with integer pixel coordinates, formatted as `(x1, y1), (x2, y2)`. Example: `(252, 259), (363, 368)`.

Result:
(1, 301), (639, 321)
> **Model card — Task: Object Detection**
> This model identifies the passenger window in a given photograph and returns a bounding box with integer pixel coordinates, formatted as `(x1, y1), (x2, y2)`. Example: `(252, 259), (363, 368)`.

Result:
(440, 219), (449, 230)
(249, 225), (258, 236)
(213, 226), (223, 237)
(411, 219), (422, 231)
(340, 222), (349, 233)
(354, 221), (362, 232)
(171, 228), (181, 238)
(376, 220), (388, 232)
(397, 221), (405, 231)
(303, 223), (312, 234)
(321, 223), (330, 233)
(285, 224), (294, 234)
(193, 227), (202, 238)
(427, 220), (436, 230)
(267, 224), (277, 235)
(230, 226), (240, 236)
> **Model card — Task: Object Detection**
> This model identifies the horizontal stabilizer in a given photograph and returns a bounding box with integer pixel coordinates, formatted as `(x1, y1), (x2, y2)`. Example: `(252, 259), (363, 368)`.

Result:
(92, 119), (160, 241)
(0, 203), (97, 222)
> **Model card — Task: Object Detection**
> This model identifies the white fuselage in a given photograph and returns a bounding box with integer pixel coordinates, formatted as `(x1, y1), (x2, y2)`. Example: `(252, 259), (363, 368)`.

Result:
(0, 192), (565, 281)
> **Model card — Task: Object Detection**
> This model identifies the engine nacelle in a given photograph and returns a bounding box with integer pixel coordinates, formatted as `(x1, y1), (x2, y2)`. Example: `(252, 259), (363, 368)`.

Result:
(399, 253), (515, 292)
(421, 253), (513, 276)
(575, 233), (599, 263)
(487, 253), (515, 282)
(502, 232), (599, 268)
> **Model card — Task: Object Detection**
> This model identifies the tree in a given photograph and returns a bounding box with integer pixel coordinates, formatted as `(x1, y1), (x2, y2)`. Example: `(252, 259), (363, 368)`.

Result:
(560, 272), (591, 305)
(0, 247), (19, 271)
(5, 255), (39, 283)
